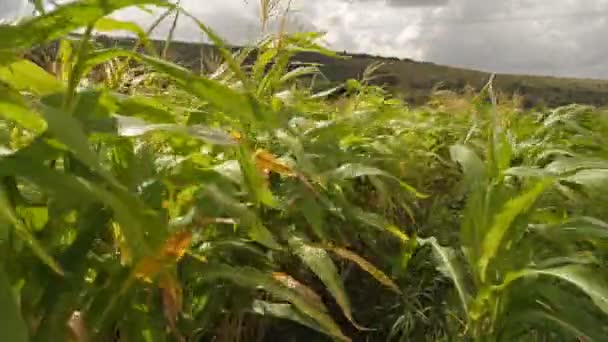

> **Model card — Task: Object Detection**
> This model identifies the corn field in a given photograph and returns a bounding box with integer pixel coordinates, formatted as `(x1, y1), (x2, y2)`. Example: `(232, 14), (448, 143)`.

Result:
(0, 1), (607, 341)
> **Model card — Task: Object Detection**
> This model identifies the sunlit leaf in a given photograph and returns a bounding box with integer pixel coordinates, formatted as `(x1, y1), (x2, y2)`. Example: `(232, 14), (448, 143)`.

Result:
(115, 115), (237, 145)
(0, 59), (64, 96)
(478, 179), (553, 282)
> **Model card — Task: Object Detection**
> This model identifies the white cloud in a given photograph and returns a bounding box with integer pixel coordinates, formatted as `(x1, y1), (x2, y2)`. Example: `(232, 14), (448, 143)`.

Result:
(4, 0), (608, 78)
(0, 0), (33, 22)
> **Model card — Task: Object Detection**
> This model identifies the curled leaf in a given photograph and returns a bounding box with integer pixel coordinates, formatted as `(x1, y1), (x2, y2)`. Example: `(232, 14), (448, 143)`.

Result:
(254, 149), (296, 177)
(327, 247), (401, 294)
(134, 230), (192, 282)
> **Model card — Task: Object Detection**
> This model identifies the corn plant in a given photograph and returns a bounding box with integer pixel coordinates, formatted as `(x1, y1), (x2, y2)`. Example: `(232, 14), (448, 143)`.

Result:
(421, 80), (608, 341)
(0, 1), (421, 341)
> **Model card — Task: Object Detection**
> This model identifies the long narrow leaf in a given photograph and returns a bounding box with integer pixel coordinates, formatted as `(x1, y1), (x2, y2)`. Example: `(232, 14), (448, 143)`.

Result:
(0, 0), (167, 50)
(200, 264), (350, 341)
(478, 180), (553, 282)
(289, 236), (368, 330)
(419, 237), (470, 316)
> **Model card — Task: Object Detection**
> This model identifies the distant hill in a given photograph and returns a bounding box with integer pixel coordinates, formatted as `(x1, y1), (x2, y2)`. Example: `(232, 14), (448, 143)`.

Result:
(30, 36), (608, 107)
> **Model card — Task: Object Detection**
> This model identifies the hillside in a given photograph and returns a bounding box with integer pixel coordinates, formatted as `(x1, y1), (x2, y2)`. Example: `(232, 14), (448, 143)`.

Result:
(32, 35), (608, 107)
(133, 37), (608, 107)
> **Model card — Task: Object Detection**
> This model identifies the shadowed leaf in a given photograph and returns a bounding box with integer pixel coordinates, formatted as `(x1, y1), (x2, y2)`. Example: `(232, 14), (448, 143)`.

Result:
(289, 236), (369, 331)
(327, 246), (400, 293)
(0, 266), (28, 342)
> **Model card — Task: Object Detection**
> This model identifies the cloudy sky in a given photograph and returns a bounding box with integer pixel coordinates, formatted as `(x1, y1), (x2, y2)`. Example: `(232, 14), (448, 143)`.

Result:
(4, 0), (608, 79)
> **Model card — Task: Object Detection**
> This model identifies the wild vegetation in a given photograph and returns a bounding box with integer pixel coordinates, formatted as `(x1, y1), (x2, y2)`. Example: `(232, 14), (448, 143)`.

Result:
(1, 1), (608, 341)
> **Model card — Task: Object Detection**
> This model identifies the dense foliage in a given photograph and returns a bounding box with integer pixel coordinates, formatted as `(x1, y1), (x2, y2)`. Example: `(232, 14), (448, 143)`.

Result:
(1, 1), (607, 341)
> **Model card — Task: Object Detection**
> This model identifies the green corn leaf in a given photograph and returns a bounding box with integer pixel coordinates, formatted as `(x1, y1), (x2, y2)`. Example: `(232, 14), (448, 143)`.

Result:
(250, 222), (281, 250)
(199, 264), (351, 341)
(288, 236), (367, 330)
(0, 0), (167, 50)
(0, 184), (64, 275)
(202, 185), (279, 249)
(500, 283), (608, 341)
(38, 104), (102, 172)
(115, 115), (237, 145)
(0, 155), (161, 260)
(37, 102), (127, 190)
(419, 237), (471, 316)
(252, 48), (278, 82)
(349, 209), (410, 243)
(251, 300), (329, 336)
(85, 48), (277, 127)
(79, 181), (161, 259)
(564, 169), (608, 190)
(297, 190), (328, 241)
(531, 265), (608, 315)
(57, 39), (73, 82)
(80, 48), (135, 78)
(450, 144), (487, 188)
(0, 59), (65, 96)
(279, 65), (321, 84)
(327, 246), (401, 293)
(545, 158), (608, 175)
(33, 205), (110, 341)
(530, 216), (608, 242)
(325, 163), (426, 198)
(136, 52), (274, 127)
(503, 166), (549, 179)
(508, 310), (604, 341)
(478, 179), (553, 282)
(94, 18), (149, 45)
(0, 84), (47, 133)
(116, 95), (176, 123)
(212, 160), (243, 184)
(0, 266), (28, 342)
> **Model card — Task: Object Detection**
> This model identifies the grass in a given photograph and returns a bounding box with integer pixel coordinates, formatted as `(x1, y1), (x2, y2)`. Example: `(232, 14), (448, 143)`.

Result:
(1, 1), (608, 341)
